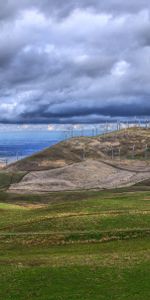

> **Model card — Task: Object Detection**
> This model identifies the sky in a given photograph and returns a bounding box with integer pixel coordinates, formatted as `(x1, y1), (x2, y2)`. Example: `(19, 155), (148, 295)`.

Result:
(0, 0), (150, 125)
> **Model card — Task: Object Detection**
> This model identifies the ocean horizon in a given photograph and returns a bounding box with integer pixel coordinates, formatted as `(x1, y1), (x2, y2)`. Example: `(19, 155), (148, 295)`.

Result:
(0, 130), (64, 164)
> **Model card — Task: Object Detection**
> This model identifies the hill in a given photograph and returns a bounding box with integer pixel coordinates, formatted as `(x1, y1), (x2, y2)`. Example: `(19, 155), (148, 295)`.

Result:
(9, 159), (150, 193)
(3, 127), (150, 192)
(6, 127), (150, 173)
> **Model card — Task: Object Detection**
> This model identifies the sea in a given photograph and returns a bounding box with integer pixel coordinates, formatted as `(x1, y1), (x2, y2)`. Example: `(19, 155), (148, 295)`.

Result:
(0, 130), (64, 164)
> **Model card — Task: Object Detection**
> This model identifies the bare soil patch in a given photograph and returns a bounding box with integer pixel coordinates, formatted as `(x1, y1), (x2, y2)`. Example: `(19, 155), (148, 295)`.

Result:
(9, 159), (150, 193)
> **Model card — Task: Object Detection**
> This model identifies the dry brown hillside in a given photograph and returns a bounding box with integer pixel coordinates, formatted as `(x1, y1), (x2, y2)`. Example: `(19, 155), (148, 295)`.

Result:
(6, 127), (150, 172)
(9, 159), (150, 193)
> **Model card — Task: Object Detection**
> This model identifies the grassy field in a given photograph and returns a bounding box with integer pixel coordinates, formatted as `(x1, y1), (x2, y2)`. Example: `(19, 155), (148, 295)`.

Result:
(0, 187), (150, 299)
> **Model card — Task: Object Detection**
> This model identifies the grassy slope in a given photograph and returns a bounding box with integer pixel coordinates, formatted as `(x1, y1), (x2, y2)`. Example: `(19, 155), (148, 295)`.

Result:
(0, 187), (150, 299)
(0, 171), (26, 189)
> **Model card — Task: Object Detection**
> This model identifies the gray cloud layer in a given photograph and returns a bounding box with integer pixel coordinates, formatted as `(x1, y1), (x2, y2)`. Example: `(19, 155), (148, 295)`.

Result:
(0, 1), (150, 123)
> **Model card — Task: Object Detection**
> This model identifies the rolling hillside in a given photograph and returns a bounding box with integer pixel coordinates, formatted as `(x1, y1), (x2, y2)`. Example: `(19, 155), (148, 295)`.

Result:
(9, 159), (150, 193)
(3, 127), (150, 193)
(0, 128), (150, 299)
(6, 127), (150, 173)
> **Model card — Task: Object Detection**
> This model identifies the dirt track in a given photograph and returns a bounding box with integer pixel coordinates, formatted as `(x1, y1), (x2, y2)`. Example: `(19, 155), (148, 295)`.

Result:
(9, 159), (150, 193)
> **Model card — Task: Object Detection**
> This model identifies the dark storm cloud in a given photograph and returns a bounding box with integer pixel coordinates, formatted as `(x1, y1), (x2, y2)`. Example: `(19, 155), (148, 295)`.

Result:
(0, 1), (150, 20)
(21, 102), (150, 121)
(0, 1), (150, 123)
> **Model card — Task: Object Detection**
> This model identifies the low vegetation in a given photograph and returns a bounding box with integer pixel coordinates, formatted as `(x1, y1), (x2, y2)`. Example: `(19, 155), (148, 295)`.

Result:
(0, 171), (26, 189)
(0, 185), (150, 299)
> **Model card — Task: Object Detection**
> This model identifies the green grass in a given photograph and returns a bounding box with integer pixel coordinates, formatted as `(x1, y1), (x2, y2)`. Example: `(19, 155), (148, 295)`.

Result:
(0, 171), (26, 189)
(0, 263), (150, 300)
(0, 263), (149, 300)
(0, 188), (150, 299)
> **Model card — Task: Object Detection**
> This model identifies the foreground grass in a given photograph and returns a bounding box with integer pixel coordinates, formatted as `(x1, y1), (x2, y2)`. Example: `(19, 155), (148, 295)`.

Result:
(0, 263), (150, 300)
(0, 188), (150, 299)
(0, 239), (150, 299)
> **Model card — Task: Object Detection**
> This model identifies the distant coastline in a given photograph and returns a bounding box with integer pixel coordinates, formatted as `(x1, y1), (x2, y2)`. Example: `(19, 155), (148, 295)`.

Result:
(0, 130), (63, 164)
